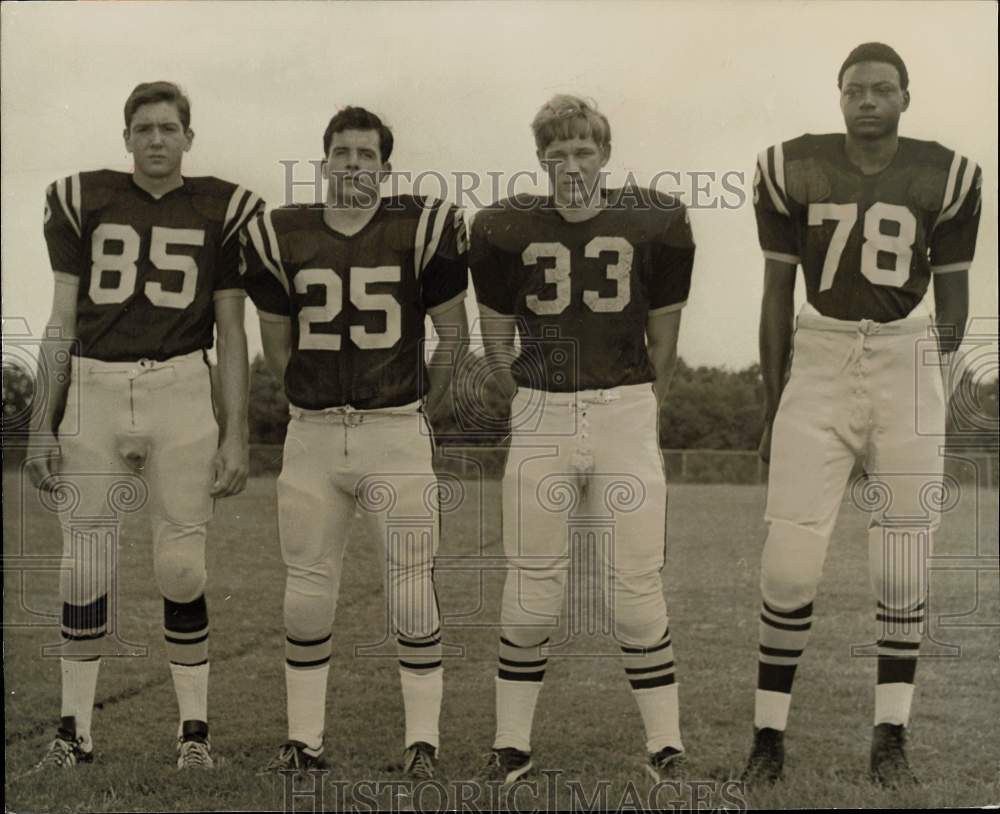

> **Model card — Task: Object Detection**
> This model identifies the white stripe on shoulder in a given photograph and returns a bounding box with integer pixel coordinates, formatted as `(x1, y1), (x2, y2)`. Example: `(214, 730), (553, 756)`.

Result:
(773, 143), (787, 199)
(70, 174), (82, 230)
(756, 148), (789, 217)
(936, 152), (961, 225)
(260, 210), (286, 274)
(421, 200), (451, 273)
(224, 187), (263, 244)
(937, 157), (978, 228)
(55, 177), (81, 238)
(223, 187), (249, 242)
(413, 198), (436, 280)
(247, 214), (288, 294)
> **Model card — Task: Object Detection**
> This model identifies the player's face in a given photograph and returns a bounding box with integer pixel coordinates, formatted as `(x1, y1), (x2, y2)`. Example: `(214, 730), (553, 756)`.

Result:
(323, 129), (389, 206)
(840, 62), (909, 140)
(123, 101), (193, 181)
(538, 136), (610, 207)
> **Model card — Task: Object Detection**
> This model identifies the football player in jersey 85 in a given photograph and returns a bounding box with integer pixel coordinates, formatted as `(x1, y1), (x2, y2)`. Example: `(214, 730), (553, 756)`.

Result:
(744, 43), (981, 788)
(469, 95), (695, 786)
(241, 106), (469, 786)
(26, 81), (264, 771)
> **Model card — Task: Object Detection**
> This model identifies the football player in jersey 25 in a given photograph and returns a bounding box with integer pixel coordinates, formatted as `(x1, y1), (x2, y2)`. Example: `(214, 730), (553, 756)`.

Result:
(744, 43), (981, 787)
(27, 81), (264, 771)
(469, 95), (695, 786)
(241, 107), (469, 788)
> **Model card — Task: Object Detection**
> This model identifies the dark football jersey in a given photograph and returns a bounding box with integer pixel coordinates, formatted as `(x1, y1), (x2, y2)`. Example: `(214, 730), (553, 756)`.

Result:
(43, 170), (263, 361)
(470, 189), (694, 392)
(754, 134), (982, 322)
(240, 196), (468, 410)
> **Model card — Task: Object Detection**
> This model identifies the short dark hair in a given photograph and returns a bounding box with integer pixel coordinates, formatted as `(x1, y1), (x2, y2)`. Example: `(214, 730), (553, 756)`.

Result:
(838, 42), (909, 90)
(124, 81), (192, 130)
(322, 106), (393, 162)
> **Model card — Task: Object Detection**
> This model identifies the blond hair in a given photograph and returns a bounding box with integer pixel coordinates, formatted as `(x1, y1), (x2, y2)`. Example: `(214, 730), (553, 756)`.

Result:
(531, 94), (611, 153)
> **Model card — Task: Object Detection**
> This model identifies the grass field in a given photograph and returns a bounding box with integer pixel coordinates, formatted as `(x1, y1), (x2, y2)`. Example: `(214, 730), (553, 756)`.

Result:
(4, 463), (998, 811)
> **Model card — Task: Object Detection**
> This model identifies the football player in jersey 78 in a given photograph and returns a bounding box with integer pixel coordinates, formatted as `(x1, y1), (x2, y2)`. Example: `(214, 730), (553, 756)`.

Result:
(240, 107), (469, 790)
(744, 43), (981, 788)
(469, 95), (695, 786)
(26, 81), (264, 771)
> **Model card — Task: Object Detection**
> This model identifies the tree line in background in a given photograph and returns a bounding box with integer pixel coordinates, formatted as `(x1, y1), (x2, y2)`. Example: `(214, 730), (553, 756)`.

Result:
(245, 354), (773, 449)
(5, 353), (995, 452)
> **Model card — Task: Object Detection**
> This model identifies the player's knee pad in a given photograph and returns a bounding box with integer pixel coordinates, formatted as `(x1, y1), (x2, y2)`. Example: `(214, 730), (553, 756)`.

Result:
(149, 435), (216, 527)
(386, 528), (438, 639)
(868, 523), (931, 610)
(153, 521), (207, 603)
(608, 569), (668, 647)
(760, 519), (830, 610)
(59, 535), (112, 606)
(283, 563), (337, 642)
(391, 589), (440, 643)
(500, 567), (566, 646)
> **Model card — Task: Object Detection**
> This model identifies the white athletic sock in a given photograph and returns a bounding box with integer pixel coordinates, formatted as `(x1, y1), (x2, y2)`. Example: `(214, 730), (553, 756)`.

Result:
(286, 664), (330, 752)
(399, 668), (443, 749)
(633, 684), (684, 753)
(170, 662), (209, 732)
(493, 676), (542, 753)
(755, 689), (792, 731)
(874, 683), (915, 727)
(61, 657), (100, 750)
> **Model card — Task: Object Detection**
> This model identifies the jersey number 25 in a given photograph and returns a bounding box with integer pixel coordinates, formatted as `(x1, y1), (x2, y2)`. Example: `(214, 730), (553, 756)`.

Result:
(296, 266), (401, 351)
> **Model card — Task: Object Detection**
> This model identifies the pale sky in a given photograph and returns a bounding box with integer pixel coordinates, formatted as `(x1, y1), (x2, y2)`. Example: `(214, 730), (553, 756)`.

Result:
(2, 1), (997, 369)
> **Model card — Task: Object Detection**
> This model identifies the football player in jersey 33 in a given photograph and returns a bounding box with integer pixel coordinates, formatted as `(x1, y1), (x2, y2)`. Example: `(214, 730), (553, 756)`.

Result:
(27, 81), (263, 771)
(744, 43), (981, 787)
(469, 95), (695, 786)
(241, 107), (469, 785)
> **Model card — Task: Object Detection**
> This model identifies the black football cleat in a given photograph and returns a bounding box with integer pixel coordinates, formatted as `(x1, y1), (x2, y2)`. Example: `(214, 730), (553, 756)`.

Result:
(645, 745), (688, 782)
(258, 740), (329, 777)
(402, 741), (438, 781)
(176, 719), (214, 769)
(870, 723), (919, 789)
(393, 741), (439, 811)
(740, 727), (784, 785)
(476, 747), (533, 787)
(30, 717), (94, 773)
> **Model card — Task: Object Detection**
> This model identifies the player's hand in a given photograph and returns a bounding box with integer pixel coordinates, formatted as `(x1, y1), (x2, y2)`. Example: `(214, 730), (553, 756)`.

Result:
(758, 420), (774, 464)
(211, 435), (249, 498)
(425, 387), (456, 435)
(482, 363), (517, 417)
(26, 430), (61, 492)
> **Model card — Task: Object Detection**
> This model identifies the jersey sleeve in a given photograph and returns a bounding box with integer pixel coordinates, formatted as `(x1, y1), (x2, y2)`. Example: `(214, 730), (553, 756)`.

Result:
(648, 206), (696, 315)
(469, 210), (515, 316)
(754, 144), (800, 265)
(418, 203), (469, 315)
(43, 176), (85, 279)
(239, 210), (291, 319)
(216, 187), (266, 295)
(929, 158), (982, 274)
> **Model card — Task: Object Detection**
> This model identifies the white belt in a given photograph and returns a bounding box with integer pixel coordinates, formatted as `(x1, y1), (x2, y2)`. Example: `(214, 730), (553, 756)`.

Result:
(77, 349), (206, 380)
(289, 400), (422, 426)
(516, 383), (654, 408)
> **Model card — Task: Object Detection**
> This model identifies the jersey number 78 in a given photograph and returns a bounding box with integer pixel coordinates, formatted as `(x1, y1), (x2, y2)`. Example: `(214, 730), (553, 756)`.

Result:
(808, 202), (916, 291)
